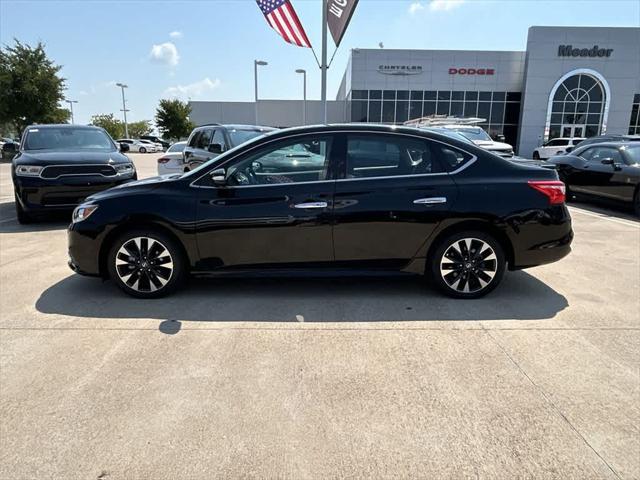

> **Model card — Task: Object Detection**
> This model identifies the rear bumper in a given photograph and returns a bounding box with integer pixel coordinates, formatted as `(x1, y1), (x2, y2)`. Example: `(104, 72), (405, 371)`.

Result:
(509, 205), (574, 269)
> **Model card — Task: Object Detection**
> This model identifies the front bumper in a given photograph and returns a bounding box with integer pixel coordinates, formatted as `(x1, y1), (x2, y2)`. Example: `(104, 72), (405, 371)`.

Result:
(14, 174), (136, 213)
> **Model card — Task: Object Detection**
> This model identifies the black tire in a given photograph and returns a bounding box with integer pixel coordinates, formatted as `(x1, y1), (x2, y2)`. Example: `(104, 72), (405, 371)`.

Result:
(15, 195), (33, 224)
(139, 147), (147, 154)
(532, 151), (540, 160)
(634, 189), (640, 218)
(107, 228), (187, 298)
(428, 230), (506, 299)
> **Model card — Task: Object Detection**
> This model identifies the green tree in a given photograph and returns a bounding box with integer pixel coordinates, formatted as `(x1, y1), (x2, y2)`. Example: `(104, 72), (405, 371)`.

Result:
(128, 120), (151, 138)
(155, 99), (194, 141)
(0, 40), (68, 135)
(90, 113), (124, 139)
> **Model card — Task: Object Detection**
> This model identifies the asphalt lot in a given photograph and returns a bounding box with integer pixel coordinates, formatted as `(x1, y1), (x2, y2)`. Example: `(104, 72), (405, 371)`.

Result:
(1, 152), (638, 479)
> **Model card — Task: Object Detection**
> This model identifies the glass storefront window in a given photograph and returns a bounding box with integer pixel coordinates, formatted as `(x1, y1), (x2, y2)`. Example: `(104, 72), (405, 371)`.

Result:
(629, 97), (640, 135)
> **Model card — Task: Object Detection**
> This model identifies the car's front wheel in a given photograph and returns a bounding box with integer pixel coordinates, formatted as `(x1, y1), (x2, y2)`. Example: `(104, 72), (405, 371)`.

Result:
(139, 146), (147, 154)
(429, 231), (506, 299)
(107, 229), (187, 298)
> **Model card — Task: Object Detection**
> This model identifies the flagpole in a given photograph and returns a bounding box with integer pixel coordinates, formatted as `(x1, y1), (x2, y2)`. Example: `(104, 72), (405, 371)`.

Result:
(321, 0), (328, 124)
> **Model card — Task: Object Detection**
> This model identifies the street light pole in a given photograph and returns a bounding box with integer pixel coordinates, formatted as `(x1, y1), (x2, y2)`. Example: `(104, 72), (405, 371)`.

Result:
(295, 69), (307, 125)
(65, 99), (78, 124)
(115, 83), (129, 138)
(254, 60), (268, 125)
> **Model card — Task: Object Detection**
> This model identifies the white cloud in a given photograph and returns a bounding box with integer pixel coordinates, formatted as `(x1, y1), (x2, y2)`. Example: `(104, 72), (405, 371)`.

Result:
(410, 0), (465, 13)
(164, 77), (221, 99)
(169, 31), (182, 39)
(149, 42), (180, 67)
(408, 2), (425, 14)
(429, 0), (465, 11)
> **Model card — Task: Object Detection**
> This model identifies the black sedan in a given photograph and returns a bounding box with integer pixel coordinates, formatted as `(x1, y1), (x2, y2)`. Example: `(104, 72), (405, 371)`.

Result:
(546, 142), (640, 216)
(12, 124), (136, 223)
(68, 124), (572, 299)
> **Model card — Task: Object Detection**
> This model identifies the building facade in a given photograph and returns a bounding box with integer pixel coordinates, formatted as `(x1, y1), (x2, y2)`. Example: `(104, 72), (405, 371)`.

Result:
(189, 26), (640, 157)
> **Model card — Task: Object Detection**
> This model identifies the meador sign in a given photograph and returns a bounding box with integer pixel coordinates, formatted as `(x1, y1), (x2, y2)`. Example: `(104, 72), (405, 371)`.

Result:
(558, 45), (613, 58)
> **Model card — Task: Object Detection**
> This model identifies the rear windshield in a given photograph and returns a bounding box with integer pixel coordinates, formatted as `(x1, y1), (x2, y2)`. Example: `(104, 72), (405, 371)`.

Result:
(228, 129), (271, 147)
(167, 143), (186, 153)
(24, 128), (115, 151)
(450, 128), (492, 142)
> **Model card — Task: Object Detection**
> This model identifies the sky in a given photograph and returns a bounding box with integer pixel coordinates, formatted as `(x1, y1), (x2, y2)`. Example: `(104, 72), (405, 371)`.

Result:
(1, 0), (639, 126)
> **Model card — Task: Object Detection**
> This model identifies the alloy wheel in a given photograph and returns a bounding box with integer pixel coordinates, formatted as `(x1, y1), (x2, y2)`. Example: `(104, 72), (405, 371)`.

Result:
(439, 238), (497, 294)
(115, 237), (174, 292)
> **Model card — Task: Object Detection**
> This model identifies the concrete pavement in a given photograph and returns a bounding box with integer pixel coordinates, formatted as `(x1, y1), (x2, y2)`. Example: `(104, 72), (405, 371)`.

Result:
(1, 153), (638, 479)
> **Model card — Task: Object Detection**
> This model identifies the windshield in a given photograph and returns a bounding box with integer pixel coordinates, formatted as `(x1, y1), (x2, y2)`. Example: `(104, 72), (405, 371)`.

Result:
(228, 129), (271, 147)
(451, 127), (492, 142)
(24, 127), (115, 151)
(623, 145), (640, 164)
(167, 142), (186, 153)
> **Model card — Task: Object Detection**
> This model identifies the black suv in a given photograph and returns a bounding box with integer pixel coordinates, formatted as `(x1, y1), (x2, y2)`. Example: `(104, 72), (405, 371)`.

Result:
(183, 124), (275, 172)
(12, 124), (136, 223)
(68, 124), (572, 299)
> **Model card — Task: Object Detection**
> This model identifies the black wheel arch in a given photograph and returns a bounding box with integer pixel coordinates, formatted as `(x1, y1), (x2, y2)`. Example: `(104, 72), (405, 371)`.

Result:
(98, 218), (193, 278)
(423, 219), (515, 272)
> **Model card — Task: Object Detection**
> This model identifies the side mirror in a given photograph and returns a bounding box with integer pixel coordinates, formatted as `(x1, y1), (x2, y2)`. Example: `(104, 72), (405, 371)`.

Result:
(210, 168), (227, 186)
(496, 135), (506, 142)
(600, 158), (614, 165)
(208, 143), (223, 154)
(119, 142), (130, 153)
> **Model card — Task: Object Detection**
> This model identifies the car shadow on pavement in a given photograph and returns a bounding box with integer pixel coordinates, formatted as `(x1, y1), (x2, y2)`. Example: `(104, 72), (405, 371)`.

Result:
(36, 271), (568, 332)
(0, 202), (70, 233)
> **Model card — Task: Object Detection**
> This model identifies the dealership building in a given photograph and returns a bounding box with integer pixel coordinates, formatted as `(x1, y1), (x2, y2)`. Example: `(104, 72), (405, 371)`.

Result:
(189, 26), (640, 156)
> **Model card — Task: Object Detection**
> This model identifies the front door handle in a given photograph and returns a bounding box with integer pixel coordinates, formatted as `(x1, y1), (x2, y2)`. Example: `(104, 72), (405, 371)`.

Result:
(294, 202), (328, 209)
(414, 197), (447, 205)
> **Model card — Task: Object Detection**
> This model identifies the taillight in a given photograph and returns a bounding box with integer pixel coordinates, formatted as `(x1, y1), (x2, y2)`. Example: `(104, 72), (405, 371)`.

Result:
(528, 180), (566, 205)
(157, 157), (170, 164)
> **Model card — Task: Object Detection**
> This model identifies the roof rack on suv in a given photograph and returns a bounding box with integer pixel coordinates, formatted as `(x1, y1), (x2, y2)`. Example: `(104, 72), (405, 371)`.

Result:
(404, 115), (486, 128)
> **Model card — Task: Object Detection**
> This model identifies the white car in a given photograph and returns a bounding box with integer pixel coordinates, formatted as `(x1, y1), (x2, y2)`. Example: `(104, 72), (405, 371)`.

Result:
(533, 137), (585, 160)
(442, 126), (515, 158)
(139, 139), (164, 152)
(157, 141), (187, 175)
(116, 138), (156, 153)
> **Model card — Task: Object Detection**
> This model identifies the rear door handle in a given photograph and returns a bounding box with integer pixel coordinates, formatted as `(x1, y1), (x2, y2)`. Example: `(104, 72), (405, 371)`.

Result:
(414, 197), (447, 205)
(294, 202), (328, 209)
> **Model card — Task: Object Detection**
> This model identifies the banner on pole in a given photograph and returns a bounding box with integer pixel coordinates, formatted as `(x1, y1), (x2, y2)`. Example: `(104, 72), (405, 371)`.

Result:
(327, 0), (359, 47)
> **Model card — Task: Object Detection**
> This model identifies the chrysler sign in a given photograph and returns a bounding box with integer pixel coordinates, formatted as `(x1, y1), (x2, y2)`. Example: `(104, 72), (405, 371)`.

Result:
(377, 65), (423, 75)
(558, 45), (613, 58)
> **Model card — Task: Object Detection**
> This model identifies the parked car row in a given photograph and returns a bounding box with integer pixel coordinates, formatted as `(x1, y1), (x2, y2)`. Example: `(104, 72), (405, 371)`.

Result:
(116, 138), (165, 153)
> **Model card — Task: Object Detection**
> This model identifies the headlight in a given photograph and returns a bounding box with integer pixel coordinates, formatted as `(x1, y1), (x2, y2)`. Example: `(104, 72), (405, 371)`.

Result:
(15, 165), (43, 176)
(72, 204), (98, 223)
(115, 163), (135, 174)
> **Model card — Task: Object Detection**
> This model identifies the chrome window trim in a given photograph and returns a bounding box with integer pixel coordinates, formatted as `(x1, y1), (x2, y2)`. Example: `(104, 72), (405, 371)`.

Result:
(38, 163), (130, 180)
(189, 129), (478, 190)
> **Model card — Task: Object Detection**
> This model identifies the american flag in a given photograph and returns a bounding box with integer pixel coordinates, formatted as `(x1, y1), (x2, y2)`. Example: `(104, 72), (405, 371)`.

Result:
(256, 0), (311, 48)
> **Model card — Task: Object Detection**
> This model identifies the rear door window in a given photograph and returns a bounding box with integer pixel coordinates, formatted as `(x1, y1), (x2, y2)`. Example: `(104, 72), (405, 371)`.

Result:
(345, 134), (458, 178)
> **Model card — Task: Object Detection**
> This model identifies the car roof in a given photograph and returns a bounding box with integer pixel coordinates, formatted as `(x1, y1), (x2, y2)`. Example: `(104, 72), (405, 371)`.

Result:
(578, 141), (640, 148)
(25, 124), (103, 131)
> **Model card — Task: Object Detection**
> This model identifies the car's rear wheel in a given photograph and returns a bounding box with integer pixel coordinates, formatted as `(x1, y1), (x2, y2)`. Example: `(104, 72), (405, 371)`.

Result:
(532, 151), (540, 160)
(15, 194), (33, 224)
(429, 231), (506, 299)
(107, 229), (187, 298)
(634, 188), (640, 218)
(139, 146), (147, 154)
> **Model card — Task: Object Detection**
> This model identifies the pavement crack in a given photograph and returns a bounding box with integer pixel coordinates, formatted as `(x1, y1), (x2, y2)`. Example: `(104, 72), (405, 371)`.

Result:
(482, 324), (622, 480)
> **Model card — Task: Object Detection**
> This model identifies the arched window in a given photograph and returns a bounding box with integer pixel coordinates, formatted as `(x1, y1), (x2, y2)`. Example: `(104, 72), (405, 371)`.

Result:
(546, 70), (609, 141)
